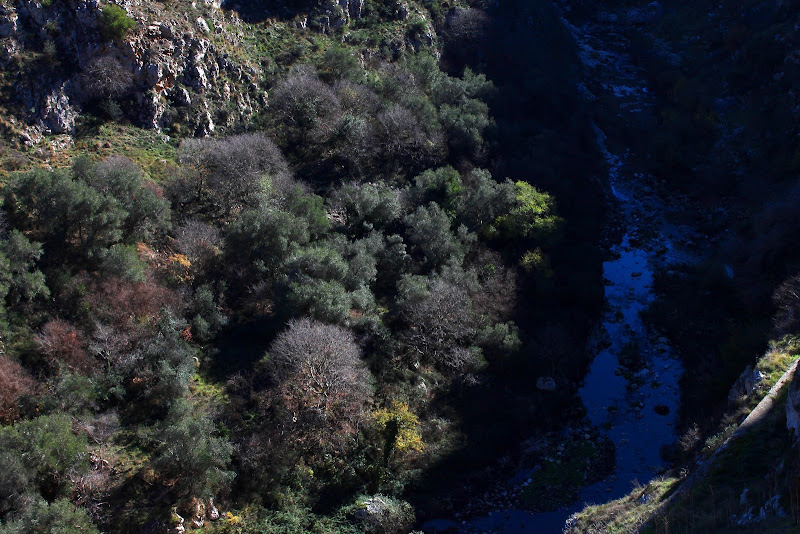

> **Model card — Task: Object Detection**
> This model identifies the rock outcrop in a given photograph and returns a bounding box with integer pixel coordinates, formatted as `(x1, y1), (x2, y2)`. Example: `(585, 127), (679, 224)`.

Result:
(0, 0), (262, 141)
(727, 364), (766, 407)
(786, 367), (800, 439)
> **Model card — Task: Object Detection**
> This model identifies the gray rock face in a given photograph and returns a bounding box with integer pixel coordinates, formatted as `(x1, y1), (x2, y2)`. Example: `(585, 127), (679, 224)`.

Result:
(0, 0), (261, 136)
(173, 86), (192, 107)
(40, 85), (78, 134)
(138, 90), (167, 130)
(196, 16), (210, 34)
(338, 0), (365, 19)
(786, 367), (800, 439)
(195, 101), (215, 137)
(0, 9), (18, 37)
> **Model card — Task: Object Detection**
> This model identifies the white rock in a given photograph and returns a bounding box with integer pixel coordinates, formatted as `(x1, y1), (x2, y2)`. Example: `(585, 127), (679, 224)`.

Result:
(196, 17), (210, 34)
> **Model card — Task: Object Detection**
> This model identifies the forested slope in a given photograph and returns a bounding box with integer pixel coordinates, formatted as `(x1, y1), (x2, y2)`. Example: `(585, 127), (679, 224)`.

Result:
(0, 0), (606, 531)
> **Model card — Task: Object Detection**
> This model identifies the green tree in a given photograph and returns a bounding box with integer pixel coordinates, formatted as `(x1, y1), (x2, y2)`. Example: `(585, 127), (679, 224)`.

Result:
(128, 312), (197, 418)
(0, 230), (49, 306)
(82, 156), (170, 240)
(495, 181), (562, 242)
(189, 285), (228, 343)
(283, 279), (352, 325)
(403, 203), (466, 269)
(148, 401), (234, 498)
(226, 207), (310, 279)
(0, 498), (99, 534)
(2, 414), (88, 501)
(98, 4), (136, 42)
(318, 45), (363, 83)
(329, 182), (402, 235)
(4, 168), (125, 259)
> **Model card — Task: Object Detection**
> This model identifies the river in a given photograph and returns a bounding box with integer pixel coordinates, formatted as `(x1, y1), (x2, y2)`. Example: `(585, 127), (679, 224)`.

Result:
(424, 5), (699, 533)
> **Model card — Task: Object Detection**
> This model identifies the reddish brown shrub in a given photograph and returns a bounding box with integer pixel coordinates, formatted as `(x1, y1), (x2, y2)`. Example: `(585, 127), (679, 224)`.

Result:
(85, 276), (184, 330)
(0, 355), (36, 422)
(36, 319), (93, 374)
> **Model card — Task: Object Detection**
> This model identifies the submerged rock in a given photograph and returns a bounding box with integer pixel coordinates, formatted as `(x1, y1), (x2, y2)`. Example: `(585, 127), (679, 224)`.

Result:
(536, 377), (557, 392)
(624, 2), (663, 25)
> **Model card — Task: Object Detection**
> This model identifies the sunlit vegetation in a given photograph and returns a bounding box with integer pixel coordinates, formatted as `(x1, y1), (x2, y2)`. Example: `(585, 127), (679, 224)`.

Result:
(0, 0), (613, 529)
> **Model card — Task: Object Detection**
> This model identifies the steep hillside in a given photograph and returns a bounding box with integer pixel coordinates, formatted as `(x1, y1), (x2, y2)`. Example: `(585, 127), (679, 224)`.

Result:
(0, 1), (609, 532)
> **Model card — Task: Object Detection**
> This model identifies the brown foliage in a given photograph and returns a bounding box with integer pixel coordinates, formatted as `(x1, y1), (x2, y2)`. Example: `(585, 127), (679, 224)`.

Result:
(0, 354), (36, 422)
(85, 276), (183, 331)
(36, 319), (93, 374)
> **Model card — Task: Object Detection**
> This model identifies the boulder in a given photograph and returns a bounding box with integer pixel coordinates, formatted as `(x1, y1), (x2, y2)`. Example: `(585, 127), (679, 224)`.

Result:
(196, 16), (210, 34)
(654, 404), (669, 415)
(354, 495), (414, 533)
(728, 365), (766, 407)
(536, 377), (557, 392)
(206, 498), (220, 521)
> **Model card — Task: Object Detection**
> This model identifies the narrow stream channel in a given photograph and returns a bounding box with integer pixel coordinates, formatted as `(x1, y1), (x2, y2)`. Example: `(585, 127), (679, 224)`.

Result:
(425, 7), (699, 533)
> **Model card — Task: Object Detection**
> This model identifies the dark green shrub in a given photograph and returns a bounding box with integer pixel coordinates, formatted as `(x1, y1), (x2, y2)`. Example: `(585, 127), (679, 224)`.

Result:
(98, 4), (136, 42)
(0, 498), (99, 534)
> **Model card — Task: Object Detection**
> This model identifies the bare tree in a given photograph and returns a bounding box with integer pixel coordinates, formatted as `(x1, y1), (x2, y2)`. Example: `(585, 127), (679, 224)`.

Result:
(81, 55), (134, 99)
(400, 278), (475, 366)
(178, 133), (291, 216)
(443, 7), (490, 69)
(173, 219), (222, 265)
(263, 318), (372, 446)
(334, 80), (383, 116)
(445, 7), (490, 43)
(377, 105), (445, 174)
(270, 66), (342, 144)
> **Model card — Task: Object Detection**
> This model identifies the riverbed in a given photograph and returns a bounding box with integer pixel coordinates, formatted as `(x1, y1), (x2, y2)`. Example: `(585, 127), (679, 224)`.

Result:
(424, 6), (698, 533)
